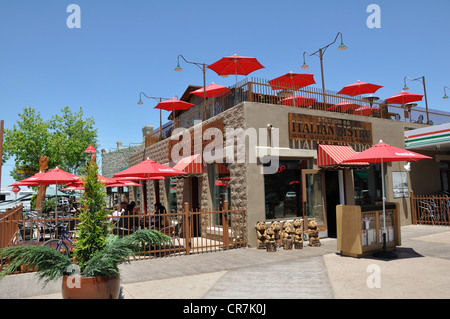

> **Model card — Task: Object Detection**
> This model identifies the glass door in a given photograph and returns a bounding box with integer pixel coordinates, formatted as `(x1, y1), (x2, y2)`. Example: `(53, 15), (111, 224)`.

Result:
(302, 169), (327, 232)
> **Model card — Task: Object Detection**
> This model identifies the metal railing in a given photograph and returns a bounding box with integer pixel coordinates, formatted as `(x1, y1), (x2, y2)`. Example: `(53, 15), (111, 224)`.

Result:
(144, 77), (450, 148)
(410, 191), (450, 226)
(0, 201), (247, 274)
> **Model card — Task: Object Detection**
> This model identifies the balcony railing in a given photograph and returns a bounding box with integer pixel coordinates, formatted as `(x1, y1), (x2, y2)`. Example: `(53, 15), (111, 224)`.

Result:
(145, 77), (450, 147)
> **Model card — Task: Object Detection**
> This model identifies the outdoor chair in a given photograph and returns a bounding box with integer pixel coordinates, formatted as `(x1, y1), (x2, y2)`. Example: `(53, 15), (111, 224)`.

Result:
(418, 200), (437, 224)
(159, 219), (182, 248)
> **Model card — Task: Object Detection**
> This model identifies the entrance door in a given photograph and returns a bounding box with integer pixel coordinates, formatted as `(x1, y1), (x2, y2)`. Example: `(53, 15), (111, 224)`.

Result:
(324, 171), (339, 238)
(302, 169), (327, 235)
(191, 176), (200, 237)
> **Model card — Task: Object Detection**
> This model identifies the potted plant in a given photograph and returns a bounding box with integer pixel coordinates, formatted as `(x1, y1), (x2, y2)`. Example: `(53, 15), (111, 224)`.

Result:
(0, 158), (170, 299)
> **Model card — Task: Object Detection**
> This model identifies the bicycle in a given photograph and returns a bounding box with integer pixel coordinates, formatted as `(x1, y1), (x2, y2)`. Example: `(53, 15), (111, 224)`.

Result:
(42, 222), (75, 257)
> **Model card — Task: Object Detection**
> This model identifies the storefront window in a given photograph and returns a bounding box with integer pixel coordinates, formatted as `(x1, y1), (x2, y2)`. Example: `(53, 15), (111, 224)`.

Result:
(264, 159), (309, 220)
(439, 162), (450, 192)
(210, 163), (231, 211)
(167, 178), (177, 213)
(354, 164), (384, 207)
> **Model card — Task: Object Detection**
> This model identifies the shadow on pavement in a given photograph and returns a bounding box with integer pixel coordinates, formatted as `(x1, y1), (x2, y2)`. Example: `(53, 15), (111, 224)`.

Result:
(335, 247), (424, 262)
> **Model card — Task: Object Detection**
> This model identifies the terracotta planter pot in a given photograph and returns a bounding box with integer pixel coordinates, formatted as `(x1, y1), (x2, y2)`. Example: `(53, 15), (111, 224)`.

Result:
(61, 275), (121, 299)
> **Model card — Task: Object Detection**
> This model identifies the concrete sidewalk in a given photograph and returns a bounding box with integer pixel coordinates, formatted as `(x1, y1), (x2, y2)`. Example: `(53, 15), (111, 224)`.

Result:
(1, 225), (450, 299)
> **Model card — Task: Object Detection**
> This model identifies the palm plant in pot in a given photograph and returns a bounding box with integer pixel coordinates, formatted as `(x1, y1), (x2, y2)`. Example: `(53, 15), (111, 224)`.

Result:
(0, 158), (170, 299)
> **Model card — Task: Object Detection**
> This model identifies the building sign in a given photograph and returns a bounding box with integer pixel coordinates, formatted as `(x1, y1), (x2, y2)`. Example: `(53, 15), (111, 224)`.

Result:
(168, 118), (224, 161)
(17, 165), (38, 178)
(289, 113), (373, 146)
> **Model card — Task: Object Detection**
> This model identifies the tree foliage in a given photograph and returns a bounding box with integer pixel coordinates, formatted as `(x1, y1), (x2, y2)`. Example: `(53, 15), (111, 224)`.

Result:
(2, 106), (98, 179)
(73, 158), (110, 272)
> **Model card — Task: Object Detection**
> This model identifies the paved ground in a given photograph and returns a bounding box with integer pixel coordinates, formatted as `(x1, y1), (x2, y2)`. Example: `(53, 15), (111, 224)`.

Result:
(1, 225), (450, 299)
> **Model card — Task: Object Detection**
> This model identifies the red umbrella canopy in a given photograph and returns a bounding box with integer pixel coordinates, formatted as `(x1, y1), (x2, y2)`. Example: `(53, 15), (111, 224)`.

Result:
(328, 100), (361, 112)
(190, 83), (231, 98)
(385, 91), (424, 105)
(97, 174), (115, 184)
(9, 180), (40, 187)
(154, 98), (194, 111)
(207, 54), (264, 76)
(338, 80), (383, 96)
(115, 176), (165, 181)
(31, 167), (81, 185)
(106, 180), (142, 187)
(353, 105), (380, 116)
(279, 95), (316, 107)
(61, 185), (85, 191)
(268, 72), (316, 90)
(342, 141), (432, 164)
(17, 172), (46, 185)
(113, 159), (186, 179)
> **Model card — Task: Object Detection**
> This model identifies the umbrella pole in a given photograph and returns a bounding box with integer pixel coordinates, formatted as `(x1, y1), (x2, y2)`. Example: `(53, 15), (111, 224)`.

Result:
(381, 159), (386, 250)
(55, 182), (58, 217)
(374, 159), (397, 259)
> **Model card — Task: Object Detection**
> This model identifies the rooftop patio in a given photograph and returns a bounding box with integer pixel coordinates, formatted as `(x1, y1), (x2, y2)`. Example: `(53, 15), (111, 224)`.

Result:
(145, 77), (450, 147)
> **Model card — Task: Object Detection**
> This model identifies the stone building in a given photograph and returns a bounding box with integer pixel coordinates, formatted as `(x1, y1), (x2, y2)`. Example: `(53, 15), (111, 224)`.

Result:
(111, 80), (450, 247)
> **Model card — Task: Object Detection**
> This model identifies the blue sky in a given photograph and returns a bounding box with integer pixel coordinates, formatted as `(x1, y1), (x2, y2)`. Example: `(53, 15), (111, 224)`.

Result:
(1, 0), (450, 188)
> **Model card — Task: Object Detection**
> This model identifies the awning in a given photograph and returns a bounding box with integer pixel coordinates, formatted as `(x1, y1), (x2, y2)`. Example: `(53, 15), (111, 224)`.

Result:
(172, 154), (203, 174)
(318, 144), (369, 168)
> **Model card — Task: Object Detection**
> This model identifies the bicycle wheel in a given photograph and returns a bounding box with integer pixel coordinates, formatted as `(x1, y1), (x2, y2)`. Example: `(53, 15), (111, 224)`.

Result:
(42, 239), (70, 257)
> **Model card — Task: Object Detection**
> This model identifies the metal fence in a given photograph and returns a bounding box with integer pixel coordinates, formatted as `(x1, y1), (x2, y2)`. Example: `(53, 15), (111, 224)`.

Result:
(0, 201), (247, 274)
(410, 191), (450, 226)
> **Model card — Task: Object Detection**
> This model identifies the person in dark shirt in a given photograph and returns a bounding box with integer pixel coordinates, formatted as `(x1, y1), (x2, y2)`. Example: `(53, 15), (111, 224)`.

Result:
(118, 203), (139, 234)
(153, 202), (169, 229)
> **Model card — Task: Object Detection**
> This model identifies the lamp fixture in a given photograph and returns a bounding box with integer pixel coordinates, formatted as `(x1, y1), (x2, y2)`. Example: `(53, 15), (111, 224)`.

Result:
(337, 41), (348, 51)
(443, 87), (450, 99)
(175, 54), (208, 121)
(174, 63), (183, 72)
(403, 76), (429, 124)
(301, 32), (347, 103)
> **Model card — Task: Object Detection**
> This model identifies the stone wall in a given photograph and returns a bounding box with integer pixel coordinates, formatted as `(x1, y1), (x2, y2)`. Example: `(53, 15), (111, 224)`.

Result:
(101, 144), (144, 179)
(128, 103), (248, 241)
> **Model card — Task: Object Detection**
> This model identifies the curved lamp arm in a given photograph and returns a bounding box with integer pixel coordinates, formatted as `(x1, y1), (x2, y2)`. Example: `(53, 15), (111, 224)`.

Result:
(301, 32), (347, 69)
(175, 54), (208, 72)
(403, 76), (425, 90)
(138, 92), (170, 104)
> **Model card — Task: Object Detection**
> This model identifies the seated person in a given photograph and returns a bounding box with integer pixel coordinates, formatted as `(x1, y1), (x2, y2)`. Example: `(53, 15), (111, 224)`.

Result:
(153, 202), (170, 229)
(118, 204), (140, 233)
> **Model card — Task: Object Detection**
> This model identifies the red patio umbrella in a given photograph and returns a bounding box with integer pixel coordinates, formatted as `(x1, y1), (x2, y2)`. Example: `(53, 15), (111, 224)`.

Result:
(113, 159), (186, 179)
(113, 159), (186, 211)
(154, 98), (195, 123)
(385, 91), (424, 105)
(353, 105), (380, 116)
(115, 176), (165, 181)
(97, 174), (115, 184)
(279, 95), (315, 108)
(338, 80), (383, 96)
(154, 98), (194, 112)
(268, 72), (316, 91)
(328, 100), (361, 112)
(31, 167), (82, 213)
(106, 180), (142, 188)
(190, 83), (231, 98)
(61, 185), (85, 191)
(8, 180), (40, 187)
(207, 54), (264, 86)
(342, 141), (431, 258)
